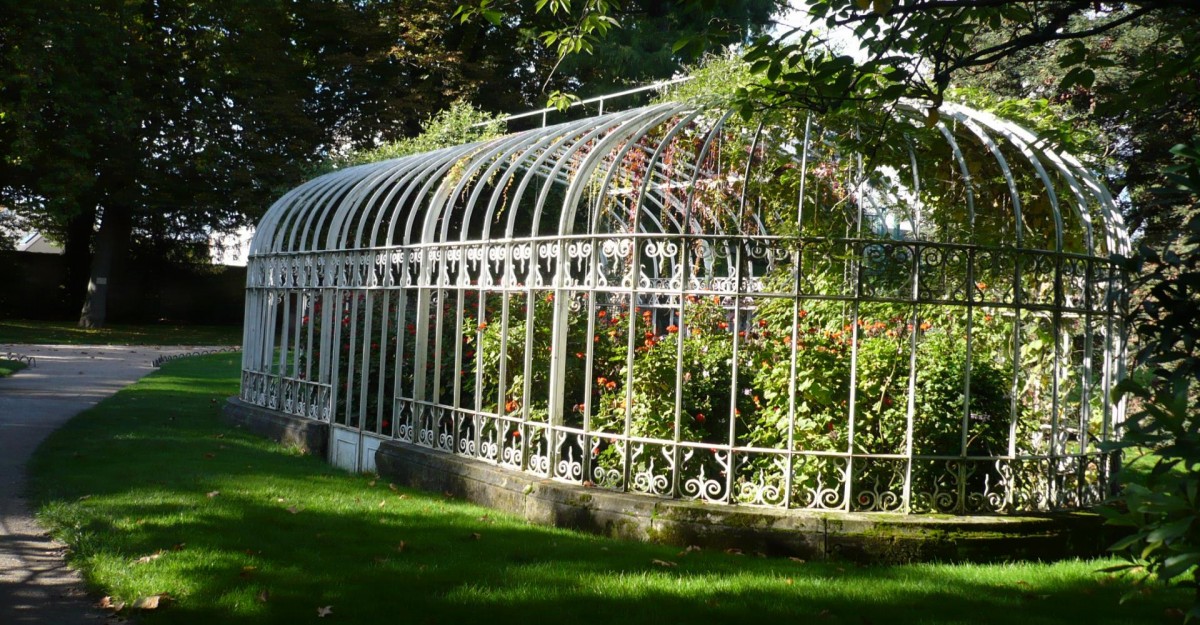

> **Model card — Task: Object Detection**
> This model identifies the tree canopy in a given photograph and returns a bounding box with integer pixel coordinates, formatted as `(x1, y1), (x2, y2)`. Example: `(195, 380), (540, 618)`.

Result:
(0, 0), (777, 326)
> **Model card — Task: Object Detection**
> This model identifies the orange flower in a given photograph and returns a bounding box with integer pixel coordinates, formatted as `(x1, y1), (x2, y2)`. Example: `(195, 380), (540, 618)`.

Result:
(976, 281), (988, 291)
(919, 321), (932, 331)
(667, 324), (678, 333)
(597, 310), (607, 318)
(477, 321), (488, 330)
(718, 321), (728, 329)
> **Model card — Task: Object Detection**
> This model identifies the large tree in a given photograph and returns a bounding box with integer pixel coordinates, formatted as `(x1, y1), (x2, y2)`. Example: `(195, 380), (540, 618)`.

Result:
(0, 0), (779, 327)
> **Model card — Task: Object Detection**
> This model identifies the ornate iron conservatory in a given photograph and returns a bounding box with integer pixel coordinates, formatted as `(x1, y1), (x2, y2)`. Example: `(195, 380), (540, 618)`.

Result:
(239, 97), (1129, 515)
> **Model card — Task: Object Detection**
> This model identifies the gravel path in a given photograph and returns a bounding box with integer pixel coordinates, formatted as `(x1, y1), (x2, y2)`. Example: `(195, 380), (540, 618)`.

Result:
(0, 344), (226, 624)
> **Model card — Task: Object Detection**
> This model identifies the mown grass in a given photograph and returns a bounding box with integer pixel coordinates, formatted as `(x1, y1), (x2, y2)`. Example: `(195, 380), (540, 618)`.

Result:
(0, 319), (241, 345)
(0, 358), (28, 377)
(28, 354), (1188, 624)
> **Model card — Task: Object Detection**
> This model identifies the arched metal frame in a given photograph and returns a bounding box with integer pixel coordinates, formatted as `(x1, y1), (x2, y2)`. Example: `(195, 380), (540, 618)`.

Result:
(240, 99), (1130, 515)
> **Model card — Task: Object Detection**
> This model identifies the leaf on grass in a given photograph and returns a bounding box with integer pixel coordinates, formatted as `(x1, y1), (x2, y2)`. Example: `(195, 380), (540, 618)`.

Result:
(725, 548), (743, 555)
(388, 483), (398, 492)
(470, 532), (482, 540)
(817, 608), (832, 618)
(134, 594), (168, 610)
(397, 541), (406, 553)
(276, 497), (286, 503)
(172, 542), (186, 551)
(786, 578), (794, 585)
(317, 605), (333, 617)
(257, 589), (270, 603)
(203, 453), (215, 459)
(378, 500), (386, 508)
(789, 557), (806, 563)
(135, 551), (164, 564)
(97, 596), (125, 611)
(651, 559), (677, 567)
(368, 480), (376, 487)
(287, 505), (300, 514)
(207, 490), (220, 498)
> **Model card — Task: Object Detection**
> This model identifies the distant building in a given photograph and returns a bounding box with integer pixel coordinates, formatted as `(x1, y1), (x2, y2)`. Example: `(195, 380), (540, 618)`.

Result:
(16, 231), (63, 255)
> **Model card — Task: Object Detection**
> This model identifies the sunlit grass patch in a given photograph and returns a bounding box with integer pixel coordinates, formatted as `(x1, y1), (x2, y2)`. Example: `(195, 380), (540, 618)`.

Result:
(0, 358), (27, 377)
(0, 319), (241, 345)
(28, 353), (1189, 624)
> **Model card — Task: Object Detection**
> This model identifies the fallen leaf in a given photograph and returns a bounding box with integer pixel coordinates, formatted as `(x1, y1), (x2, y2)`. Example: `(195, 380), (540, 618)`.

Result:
(172, 542), (186, 551)
(287, 505), (300, 514)
(276, 497), (286, 503)
(786, 578), (794, 585)
(203, 453), (215, 459)
(213, 433), (225, 439)
(257, 589), (270, 603)
(817, 609), (832, 619)
(378, 500), (386, 508)
(134, 594), (168, 610)
(77, 494), (91, 501)
(470, 532), (482, 540)
(725, 548), (743, 555)
(397, 541), (406, 553)
(207, 491), (220, 498)
(97, 596), (118, 610)
(396, 493), (408, 500)
(368, 480), (376, 487)
(388, 483), (398, 492)
(135, 551), (164, 564)
(788, 557), (806, 563)
(651, 559), (677, 567)
(1165, 607), (1185, 620)
(317, 605), (333, 617)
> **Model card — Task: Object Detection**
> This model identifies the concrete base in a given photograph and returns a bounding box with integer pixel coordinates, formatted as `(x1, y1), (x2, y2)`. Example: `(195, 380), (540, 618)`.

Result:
(222, 397), (328, 457)
(376, 439), (1114, 564)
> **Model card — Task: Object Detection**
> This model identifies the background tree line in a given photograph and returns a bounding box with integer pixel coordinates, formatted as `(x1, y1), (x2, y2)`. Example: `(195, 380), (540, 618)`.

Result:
(0, 0), (779, 327)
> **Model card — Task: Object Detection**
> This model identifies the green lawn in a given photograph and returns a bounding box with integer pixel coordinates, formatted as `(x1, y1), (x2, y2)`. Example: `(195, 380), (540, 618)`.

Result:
(28, 354), (1189, 624)
(0, 319), (241, 345)
(0, 358), (28, 377)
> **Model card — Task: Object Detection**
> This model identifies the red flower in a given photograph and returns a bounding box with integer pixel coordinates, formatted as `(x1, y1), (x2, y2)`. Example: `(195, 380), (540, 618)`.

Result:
(597, 310), (607, 318)
(695, 413), (706, 423)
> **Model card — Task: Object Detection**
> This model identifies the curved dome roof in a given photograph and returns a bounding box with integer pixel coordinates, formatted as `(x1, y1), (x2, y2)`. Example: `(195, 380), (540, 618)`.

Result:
(250, 100), (1129, 261)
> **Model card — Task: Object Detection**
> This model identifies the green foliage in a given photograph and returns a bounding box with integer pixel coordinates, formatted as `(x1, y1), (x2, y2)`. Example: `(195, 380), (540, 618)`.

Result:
(1105, 141), (1200, 619)
(329, 101), (506, 170)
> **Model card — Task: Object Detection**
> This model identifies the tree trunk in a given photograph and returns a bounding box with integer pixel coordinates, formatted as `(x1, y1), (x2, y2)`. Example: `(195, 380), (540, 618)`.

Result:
(61, 207), (97, 318)
(78, 205), (133, 328)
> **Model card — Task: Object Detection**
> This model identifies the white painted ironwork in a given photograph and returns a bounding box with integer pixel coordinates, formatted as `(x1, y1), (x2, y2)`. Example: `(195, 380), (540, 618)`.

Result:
(240, 96), (1129, 514)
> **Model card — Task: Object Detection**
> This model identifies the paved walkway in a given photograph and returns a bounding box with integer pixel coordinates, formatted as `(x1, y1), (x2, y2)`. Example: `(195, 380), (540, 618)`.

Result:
(0, 344), (221, 624)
